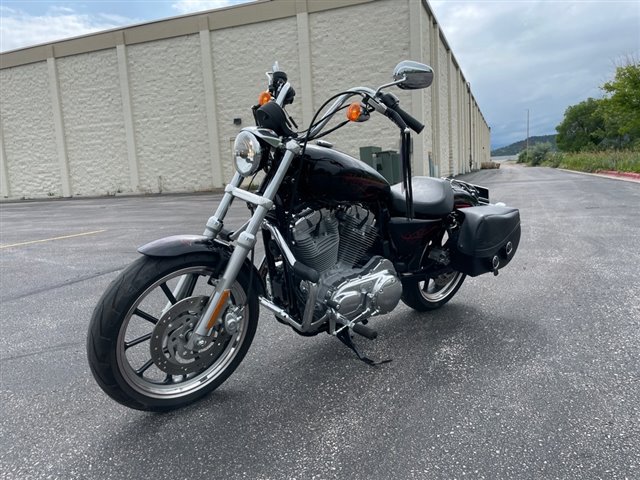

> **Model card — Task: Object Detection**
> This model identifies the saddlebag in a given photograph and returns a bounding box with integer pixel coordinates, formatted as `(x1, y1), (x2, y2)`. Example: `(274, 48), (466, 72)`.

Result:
(451, 205), (520, 277)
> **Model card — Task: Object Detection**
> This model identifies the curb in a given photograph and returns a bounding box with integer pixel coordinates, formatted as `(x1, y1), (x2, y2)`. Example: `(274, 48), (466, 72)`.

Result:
(558, 169), (640, 184)
(595, 170), (640, 180)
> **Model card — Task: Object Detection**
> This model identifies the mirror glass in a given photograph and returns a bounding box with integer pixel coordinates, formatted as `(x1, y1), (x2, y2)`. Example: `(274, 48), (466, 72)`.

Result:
(393, 61), (434, 90)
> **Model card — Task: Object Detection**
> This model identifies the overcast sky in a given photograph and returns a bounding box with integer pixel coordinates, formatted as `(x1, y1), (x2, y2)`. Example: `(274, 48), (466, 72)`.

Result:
(1, 0), (639, 148)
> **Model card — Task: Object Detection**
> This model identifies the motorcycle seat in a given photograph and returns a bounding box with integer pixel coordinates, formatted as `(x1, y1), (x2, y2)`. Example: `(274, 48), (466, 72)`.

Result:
(390, 177), (454, 217)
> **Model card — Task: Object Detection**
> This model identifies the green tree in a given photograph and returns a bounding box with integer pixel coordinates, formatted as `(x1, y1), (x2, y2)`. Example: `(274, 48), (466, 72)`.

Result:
(600, 60), (640, 144)
(518, 142), (553, 165)
(556, 98), (606, 152)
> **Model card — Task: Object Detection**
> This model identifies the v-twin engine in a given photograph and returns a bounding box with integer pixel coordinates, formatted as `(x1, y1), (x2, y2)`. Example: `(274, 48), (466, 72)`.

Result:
(291, 206), (402, 322)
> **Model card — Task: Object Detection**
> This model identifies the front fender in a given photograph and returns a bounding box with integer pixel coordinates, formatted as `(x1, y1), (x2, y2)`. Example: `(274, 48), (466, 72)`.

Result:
(138, 234), (218, 257)
(138, 234), (264, 296)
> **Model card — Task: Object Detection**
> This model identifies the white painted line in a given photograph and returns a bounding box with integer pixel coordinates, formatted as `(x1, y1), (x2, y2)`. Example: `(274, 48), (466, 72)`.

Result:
(0, 229), (107, 249)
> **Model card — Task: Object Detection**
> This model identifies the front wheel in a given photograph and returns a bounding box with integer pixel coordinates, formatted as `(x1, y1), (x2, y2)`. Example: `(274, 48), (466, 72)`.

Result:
(401, 270), (466, 311)
(87, 252), (258, 411)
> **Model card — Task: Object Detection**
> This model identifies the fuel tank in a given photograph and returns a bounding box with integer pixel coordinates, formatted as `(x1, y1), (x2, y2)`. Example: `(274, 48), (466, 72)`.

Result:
(297, 145), (391, 205)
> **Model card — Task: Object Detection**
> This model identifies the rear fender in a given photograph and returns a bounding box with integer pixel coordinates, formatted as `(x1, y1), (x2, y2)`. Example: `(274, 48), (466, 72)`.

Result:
(138, 234), (264, 295)
(450, 179), (490, 207)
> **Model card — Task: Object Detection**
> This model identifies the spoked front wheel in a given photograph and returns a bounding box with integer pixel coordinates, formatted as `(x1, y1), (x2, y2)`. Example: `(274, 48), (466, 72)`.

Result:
(87, 252), (258, 411)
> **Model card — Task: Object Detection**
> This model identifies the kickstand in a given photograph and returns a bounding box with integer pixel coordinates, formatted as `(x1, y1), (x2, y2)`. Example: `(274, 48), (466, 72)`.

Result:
(336, 329), (392, 367)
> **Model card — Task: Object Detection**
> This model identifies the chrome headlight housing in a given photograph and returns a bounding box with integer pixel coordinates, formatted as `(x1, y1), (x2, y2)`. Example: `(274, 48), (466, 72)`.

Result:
(233, 131), (262, 176)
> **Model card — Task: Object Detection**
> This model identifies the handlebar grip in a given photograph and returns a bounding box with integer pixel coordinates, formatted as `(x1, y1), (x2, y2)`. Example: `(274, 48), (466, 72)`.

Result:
(385, 108), (408, 131)
(379, 92), (424, 134)
(394, 105), (424, 134)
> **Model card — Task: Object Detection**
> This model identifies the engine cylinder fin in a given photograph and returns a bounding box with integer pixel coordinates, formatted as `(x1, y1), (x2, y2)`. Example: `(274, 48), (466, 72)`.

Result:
(290, 206), (379, 274)
(338, 206), (378, 266)
(291, 209), (340, 273)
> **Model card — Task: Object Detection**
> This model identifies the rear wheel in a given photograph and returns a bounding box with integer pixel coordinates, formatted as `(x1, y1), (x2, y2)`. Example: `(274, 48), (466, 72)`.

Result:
(401, 229), (466, 311)
(87, 252), (258, 411)
(401, 270), (465, 311)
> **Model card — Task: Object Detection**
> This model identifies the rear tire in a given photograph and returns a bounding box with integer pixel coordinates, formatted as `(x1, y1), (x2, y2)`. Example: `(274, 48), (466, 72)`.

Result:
(402, 271), (466, 312)
(87, 252), (258, 411)
(401, 228), (466, 312)
(401, 270), (466, 311)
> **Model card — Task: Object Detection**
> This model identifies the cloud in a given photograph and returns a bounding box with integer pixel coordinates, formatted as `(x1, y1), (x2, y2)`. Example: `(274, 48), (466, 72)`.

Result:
(171, 0), (254, 15)
(0, 6), (139, 53)
(0, 1), (252, 53)
(430, 0), (640, 148)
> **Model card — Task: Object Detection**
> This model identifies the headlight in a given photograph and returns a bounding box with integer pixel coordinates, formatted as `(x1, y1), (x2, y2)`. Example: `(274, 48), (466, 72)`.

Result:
(233, 131), (262, 176)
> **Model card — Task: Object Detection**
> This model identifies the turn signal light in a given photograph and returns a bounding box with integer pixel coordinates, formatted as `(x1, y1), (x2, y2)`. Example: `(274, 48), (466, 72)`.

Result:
(347, 102), (362, 122)
(258, 91), (272, 106)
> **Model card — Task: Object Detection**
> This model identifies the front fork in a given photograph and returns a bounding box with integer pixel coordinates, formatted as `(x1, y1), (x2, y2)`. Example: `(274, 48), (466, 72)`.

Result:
(184, 143), (298, 350)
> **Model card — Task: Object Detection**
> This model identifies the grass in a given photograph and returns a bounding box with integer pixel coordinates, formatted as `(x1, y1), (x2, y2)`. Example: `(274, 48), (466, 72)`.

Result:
(541, 150), (640, 173)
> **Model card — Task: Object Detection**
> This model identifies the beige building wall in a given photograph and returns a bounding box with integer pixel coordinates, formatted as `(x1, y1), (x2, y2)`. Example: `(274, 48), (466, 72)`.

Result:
(0, 0), (490, 200)
(0, 62), (60, 198)
(127, 35), (212, 193)
(57, 50), (130, 196)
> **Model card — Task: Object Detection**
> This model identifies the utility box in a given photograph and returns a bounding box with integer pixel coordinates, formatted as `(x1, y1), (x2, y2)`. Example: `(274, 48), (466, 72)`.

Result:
(359, 146), (381, 168)
(375, 150), (401, 184)
(359, 146), (401, 184)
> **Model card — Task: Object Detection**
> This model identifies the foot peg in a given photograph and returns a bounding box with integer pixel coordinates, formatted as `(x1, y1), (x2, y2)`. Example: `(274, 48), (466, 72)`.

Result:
(352, 322), (378, 340)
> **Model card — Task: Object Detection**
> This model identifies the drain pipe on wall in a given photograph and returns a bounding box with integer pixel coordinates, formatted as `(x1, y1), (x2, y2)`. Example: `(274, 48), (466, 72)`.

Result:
(467, 82), (473, 172)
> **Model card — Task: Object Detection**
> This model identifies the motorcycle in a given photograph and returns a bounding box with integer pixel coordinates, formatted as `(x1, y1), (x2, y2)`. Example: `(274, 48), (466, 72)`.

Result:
(87, 60), (521, 411)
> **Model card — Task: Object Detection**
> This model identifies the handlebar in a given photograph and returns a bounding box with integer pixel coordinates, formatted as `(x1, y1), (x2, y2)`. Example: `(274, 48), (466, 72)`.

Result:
(385, 108), (408, 132)
(391, 104), (424, 134)
(266, 69), (425, 142)
(307, 87), (377, 139)
(378, 92), (424, 134)
(306, 87), (424, 140)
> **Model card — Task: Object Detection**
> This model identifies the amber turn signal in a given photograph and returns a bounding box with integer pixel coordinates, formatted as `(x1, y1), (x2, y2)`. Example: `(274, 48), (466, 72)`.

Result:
(347, 102), (362, 122)
(258, 91), (272, 106)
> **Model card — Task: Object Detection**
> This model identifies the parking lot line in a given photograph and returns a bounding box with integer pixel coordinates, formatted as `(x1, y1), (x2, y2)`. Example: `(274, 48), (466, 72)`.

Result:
(0, 229), (107, 249)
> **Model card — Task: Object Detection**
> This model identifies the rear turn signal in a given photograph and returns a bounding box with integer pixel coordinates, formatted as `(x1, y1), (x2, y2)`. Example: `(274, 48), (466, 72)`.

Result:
(258, 91), (272, 106)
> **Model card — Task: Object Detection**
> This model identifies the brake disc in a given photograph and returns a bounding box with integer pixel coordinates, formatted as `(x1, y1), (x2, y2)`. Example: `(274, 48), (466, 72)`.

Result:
(149, 296), (230, 376)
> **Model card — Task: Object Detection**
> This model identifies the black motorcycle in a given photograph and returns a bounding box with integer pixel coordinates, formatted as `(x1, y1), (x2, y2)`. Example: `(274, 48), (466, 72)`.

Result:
(87, 60), (520, 411)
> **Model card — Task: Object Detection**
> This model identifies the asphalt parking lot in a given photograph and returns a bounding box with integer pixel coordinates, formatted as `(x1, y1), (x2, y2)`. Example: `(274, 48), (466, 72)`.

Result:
(1, 163), (639, 479)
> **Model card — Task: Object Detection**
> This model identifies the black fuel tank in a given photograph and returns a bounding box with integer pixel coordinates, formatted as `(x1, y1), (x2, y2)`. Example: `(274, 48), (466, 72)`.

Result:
(297, 145), (391, 205)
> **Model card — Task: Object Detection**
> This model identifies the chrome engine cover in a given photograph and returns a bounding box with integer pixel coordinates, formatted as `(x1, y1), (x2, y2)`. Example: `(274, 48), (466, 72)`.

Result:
(319, 256), (402, 322)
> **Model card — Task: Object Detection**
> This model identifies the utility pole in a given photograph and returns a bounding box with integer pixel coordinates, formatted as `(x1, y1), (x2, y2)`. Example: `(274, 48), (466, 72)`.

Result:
(526, 109), (530, 160)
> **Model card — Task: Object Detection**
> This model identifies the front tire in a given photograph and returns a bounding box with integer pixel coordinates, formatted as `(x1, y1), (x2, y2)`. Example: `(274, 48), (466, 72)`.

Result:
(87, 252), (258, 411)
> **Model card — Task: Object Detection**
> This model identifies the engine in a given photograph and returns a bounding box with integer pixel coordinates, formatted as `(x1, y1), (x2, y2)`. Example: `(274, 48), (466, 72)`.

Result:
(290, 206), (402, 321)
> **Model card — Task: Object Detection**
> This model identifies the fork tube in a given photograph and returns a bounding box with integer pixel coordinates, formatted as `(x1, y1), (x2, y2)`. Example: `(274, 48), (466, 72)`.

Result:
(203, 172), (243, 239)
(190, 149), (296, 342)
(168, 172), (244, 310)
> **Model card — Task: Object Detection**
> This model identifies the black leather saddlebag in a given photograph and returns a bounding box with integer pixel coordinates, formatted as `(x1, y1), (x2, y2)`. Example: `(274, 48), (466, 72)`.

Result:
(451, 205), (520, 277)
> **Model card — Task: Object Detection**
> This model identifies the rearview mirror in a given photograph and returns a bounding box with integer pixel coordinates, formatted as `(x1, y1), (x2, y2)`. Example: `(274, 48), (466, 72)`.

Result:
(393, 61), (434, 90)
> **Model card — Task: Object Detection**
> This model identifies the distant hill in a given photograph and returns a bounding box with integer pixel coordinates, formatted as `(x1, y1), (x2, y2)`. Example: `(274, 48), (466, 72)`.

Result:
(491, 135), (557, 156)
